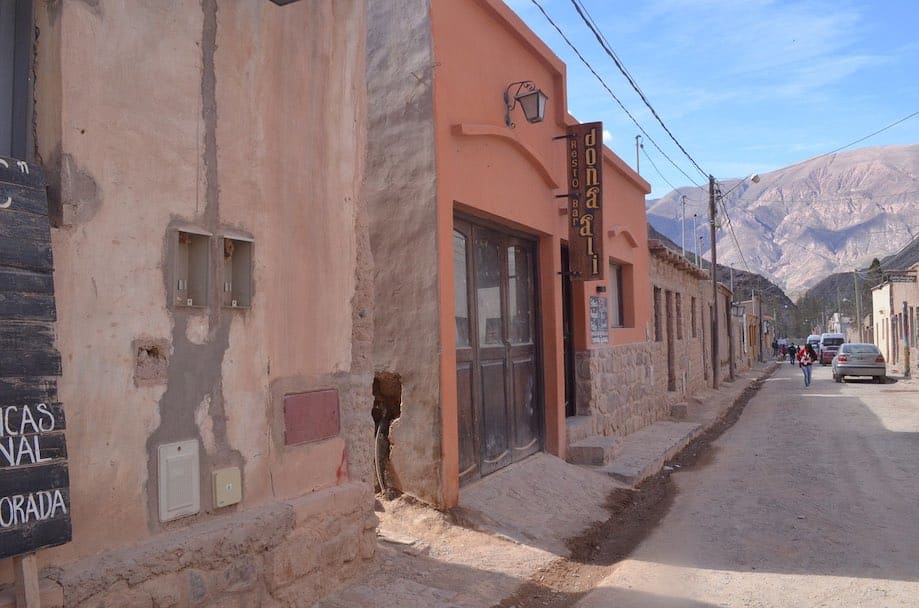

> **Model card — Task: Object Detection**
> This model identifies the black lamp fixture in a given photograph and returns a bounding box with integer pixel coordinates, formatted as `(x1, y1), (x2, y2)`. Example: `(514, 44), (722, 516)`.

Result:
(504, 81), (548, 128)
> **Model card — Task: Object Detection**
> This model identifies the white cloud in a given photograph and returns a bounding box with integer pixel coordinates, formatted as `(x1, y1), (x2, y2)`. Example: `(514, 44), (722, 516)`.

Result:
(603, 129), (612, 142)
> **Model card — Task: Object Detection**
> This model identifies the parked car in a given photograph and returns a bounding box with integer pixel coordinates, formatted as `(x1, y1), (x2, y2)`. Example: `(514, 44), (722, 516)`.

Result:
(819, 332), (845, 361)
(832, 343), (886, 383)
(820, 344), (840, 365)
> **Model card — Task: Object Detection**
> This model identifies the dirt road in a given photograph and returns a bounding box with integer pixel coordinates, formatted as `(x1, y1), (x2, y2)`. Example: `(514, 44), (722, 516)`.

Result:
(574, 362), (919, 607)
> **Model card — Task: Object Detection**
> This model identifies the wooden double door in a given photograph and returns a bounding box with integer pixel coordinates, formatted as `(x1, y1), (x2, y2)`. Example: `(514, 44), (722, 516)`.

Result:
(453, 217), (542, 485)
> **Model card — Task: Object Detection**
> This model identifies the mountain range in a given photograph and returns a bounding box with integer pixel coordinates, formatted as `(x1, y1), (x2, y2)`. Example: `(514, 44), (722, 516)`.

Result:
(646, 145), (919, 297)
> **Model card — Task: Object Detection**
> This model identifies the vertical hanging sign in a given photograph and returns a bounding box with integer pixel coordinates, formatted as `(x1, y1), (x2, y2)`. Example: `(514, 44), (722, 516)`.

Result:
(566, 122), (604, 280)
(0, 155), (72, 558)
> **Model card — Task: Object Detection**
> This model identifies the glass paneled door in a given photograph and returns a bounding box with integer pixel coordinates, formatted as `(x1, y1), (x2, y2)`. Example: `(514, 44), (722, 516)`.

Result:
(454, 217), (542, 485)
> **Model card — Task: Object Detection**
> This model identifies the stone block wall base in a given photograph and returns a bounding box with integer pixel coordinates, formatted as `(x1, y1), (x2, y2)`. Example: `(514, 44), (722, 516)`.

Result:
(575, 344), (674, 438)
(0, 578), (64, 608)
(56, 482), (375, 608)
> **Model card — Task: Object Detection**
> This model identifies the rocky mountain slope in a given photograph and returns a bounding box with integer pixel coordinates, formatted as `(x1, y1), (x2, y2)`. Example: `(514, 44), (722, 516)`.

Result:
(646, 145), (919, 297)
(799, 235), (919, 327)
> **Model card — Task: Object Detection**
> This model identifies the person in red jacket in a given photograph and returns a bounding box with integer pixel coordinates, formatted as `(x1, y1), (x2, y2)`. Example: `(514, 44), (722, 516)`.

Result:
(797, 343), (818, 387)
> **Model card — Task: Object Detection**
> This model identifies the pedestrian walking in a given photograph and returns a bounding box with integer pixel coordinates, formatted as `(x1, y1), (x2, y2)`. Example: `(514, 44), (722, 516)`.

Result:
(789, 344), (797, 365)
(798, 343), (817, 387)
(772, 339), (779, 359)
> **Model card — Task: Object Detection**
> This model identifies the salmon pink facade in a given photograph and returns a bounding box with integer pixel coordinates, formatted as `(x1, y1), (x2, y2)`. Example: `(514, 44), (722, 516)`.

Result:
(367, 0), (654, 508)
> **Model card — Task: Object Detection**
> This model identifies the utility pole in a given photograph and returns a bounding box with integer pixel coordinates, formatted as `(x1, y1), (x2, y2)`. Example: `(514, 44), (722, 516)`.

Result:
(854, 270), (863, 342)
(680, 195), (687, 257)
(691, 213), (699, 266)
(755, 290), (763, 363)
(903, 300), (911, 378)
(709, 174), (720, 389)
(635, 135), (641, 174)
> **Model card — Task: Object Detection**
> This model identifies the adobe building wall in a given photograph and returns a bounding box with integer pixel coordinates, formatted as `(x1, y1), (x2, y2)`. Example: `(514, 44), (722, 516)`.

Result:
(650, 253), (710, 395)
(873, 283), (893, 363)
(365, 0), (444, 504)
(873, 269), (919, 370)
(368, 0), (653, 506)
(7, 1), (376, 605)
(716, 286), (734, 382)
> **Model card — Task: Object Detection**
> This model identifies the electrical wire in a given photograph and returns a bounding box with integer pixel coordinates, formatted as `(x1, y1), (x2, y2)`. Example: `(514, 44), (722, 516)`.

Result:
(717, 195), (754, 275)
(823, 111), (919, 157)
(722, 189), (919, 205)
(569, 0), (708, 179)
(528, 0), (704, 188)
(640, 143), (682, 194)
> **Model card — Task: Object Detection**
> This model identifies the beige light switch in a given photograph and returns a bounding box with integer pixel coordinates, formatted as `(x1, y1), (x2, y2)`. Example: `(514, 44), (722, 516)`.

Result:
(212, 467), (242, 508)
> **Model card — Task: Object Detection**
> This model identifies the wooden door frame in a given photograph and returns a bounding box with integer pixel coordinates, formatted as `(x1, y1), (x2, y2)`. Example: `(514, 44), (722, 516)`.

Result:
(453, 213), (544, 484)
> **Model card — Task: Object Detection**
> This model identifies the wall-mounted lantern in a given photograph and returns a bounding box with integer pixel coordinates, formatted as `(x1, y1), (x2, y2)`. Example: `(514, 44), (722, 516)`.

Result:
(504, 81), (548, 128)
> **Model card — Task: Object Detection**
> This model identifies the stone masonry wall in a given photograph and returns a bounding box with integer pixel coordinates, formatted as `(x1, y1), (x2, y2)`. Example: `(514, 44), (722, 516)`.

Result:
(575, 342), (672, 437)
(575, 251), (729, 439)
(649, 254), (711, 395)
(55, 483), (376, 608)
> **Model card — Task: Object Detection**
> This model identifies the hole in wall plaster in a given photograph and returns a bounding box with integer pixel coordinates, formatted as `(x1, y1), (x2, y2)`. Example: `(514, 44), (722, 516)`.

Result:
(372, 372), (402, 497)
(133, 338), (170, 387)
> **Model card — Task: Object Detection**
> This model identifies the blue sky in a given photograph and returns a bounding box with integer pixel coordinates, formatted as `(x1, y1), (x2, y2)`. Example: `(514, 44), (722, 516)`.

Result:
(506, 0), (919, 198)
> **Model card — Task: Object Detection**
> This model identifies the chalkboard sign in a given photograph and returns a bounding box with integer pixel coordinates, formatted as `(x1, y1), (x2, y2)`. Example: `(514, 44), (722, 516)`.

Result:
(0, 155), (72, 559)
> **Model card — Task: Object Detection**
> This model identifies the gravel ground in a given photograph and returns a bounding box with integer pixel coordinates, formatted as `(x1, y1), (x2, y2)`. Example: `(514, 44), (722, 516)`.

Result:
(574, 363), (919, 607)
(316, 363), (919, 607)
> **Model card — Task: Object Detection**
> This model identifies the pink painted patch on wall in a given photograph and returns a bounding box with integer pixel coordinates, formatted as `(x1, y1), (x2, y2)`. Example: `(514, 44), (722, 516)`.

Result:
(283, 389), (340, 445)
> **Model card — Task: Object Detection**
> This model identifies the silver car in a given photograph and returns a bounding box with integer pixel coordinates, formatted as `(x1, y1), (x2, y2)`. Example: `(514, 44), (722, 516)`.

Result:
(832, 343), (886, 383)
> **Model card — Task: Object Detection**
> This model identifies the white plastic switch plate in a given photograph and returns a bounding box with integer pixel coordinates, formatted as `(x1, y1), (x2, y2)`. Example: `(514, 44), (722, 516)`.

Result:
(212, 467), (242, 508)
(157, 440), (200, 522)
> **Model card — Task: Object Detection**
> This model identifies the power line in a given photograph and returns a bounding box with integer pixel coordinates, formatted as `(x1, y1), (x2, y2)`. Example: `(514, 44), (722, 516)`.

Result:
(717, 194), (753, 275)
(654, 188), (919, 209)
(569, 0), (708, 179)
(823, 110), (919, 157)
(639, 143), (681, 193)
(729, 190), (919, 205)
(528, 0), (704, 188)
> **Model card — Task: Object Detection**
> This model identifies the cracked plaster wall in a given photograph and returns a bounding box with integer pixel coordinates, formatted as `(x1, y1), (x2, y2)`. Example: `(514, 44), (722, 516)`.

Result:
(366, 0), (444, 505)
(17, 0), (373, 598)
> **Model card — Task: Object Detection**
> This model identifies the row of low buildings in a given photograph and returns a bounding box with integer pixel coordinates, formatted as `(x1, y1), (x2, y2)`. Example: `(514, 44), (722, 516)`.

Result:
(0, 1), (757, 606)
(869, 264), (918, 374)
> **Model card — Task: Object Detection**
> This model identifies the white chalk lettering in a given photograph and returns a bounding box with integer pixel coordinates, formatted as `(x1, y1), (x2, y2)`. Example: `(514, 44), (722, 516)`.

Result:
(1, 406), (15, 437)
(0, 159), (7, 169)
(0, 435), (51, 466)
(0, 490), (68, 528)
(16, 160), (28, 174)
(0, 404), (56, 437)
(19, 405), (38, 435)
(0, 196), (11, 209)
(36, 403), (56, 432)
(24, 493), (40, 521)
